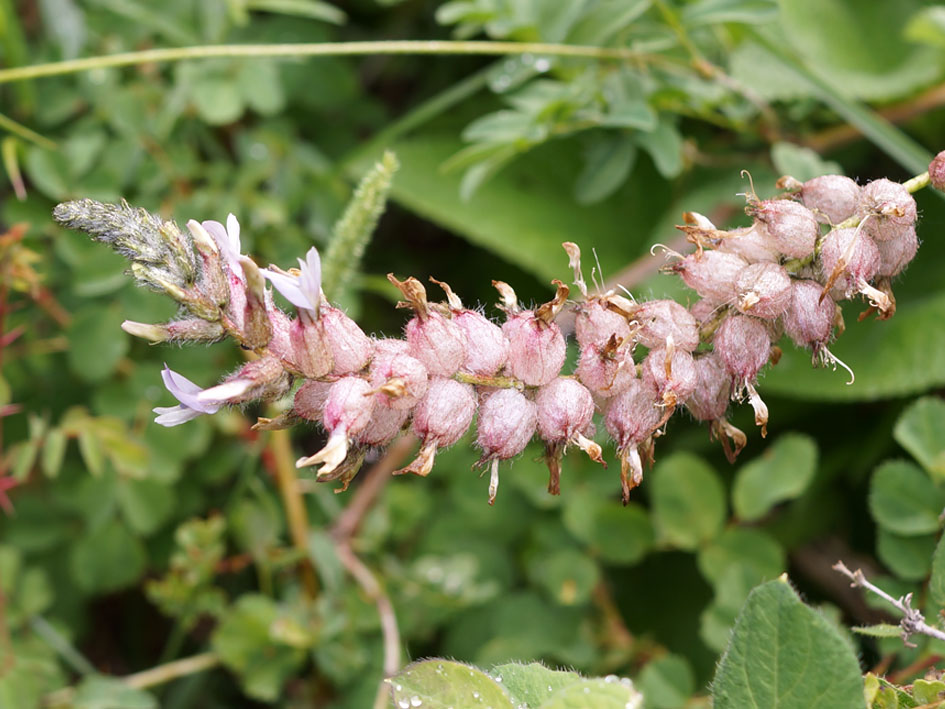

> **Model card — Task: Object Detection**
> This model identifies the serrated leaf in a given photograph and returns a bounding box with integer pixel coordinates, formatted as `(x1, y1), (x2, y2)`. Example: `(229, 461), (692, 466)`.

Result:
(388, 660), (515, 709)
(489, 662), (584, 706)
(538, 678), (643, 708)
(573, 133), (636, 205)
(712, 578), (864, 708)
(637, 654), (694, 709)
(651, 452), (726, 549)
(852, 624), (903, 639)
(869, 460), (945, 536)
(893, 396), (945, 479)
(733, 433), (818, 521)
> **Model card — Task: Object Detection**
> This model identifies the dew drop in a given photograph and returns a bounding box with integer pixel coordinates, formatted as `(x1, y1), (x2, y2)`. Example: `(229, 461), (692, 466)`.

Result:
(534, 58), (551, 72)
(410, 696), (422, 707)
(394, 684), (403, 691)
(605, 675), (618, 683)
(398, 700), (410, 709)
(495, 675), (502, 682)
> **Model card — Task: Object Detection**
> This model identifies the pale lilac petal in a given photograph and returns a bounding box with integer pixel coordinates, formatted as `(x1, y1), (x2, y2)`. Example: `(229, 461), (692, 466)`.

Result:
(226, 213), (241, 254)
(153, 405), (205, 427)
(296, 247), (322, 309)
(160, 365), (220, 414)
(263, 268), (315, 311)
(197, 379), (252, 405)
(203, 218), (243, 277)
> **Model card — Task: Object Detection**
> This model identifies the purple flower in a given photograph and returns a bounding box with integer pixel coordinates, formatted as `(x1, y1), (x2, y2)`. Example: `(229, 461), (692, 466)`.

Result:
(202, 214), (243, 278)
(153, 365), (224, 427)
(263, 247), (322, 315)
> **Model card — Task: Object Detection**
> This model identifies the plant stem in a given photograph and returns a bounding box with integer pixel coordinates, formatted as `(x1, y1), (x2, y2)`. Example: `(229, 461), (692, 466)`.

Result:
(0, 112), (57, 150)
(29, 616), (96, 676)
(268, 429), (319, 599)
(0, 41), (669, 85)
(124, 652), (220, 690)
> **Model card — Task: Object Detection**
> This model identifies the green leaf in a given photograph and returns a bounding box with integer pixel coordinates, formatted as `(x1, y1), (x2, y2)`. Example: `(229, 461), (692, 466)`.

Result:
(876, 528), (936, 581)
(70, 518), (147, 593)
(905, 6), (945, 48)
(0, 635), (66, 709)
(852, 624), (903, 639)
(117, 478), (174, 536)
(635, 120), (683, 179)
(40, 428), (67, 478)
(237, 59), (285, 116)
(67, 304), (128, 383)
(489, 662), (584, 706)
(770, 142), (841, 182)
(732, 433), (818, 521)
(538, 678), (643, 708)
(912, 679), (945, 705)
(682, 0), (778, 26)
(779, 0), (939, 102)
(244, 0), (346, 24)
(72, 675), (157, 709)
(388, 660), (515, 709)
(712, 578), (864, 708)
(562, 490), (653, 565)
(929, 534), (945, 607)
(188, 67), (244, 126)
(526, 547), (599, 606)
(697, 527), (785, 589)
(212, 595), (306, 702)
(638, 654), (694, 709)
(24, 146), (71, 200)
(763, 293), (945, 401)
(573, 133), (636, 205)
(651, 452), (726, 550)
(869, 460), (945, 536)
(893, 396), (945, 480)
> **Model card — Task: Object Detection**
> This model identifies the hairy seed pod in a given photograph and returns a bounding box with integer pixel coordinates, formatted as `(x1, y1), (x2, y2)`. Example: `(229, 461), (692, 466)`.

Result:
(370, 352), (429, 410)
(633, 299), (700, 351)
(321, 305), (374, 375)
(397, 378), (476, 477)
(642, 347), (698, 406)
(749, 199), (818, 259)
(930, 150), (945, 192)
(819, 227), (880, 297)
(503, 311), (567, 386)
(574, 299), (632, 350)
(684, 354), (731, 422)
(294, 380), (333, 423)
(405, 311), (467, 378)
(576, 340), (636, 398)
(454, 309), (510, 376)
(716, 225), (781, 263)
(536, 377), (595, 443)
(673, 250), (747, 305)
(714, 315), (771, 383)
(604, 379), (662, 502)
(800, 175), (860, 225)
(857, 178), (917, 242)
(296, 376), (376, 474)
(477, 388), (538, 460)
(876, 225), (918, 278)
(733, 262), (792, 320)
(356, 403), (409, 447)
(783, 279), (835, 349)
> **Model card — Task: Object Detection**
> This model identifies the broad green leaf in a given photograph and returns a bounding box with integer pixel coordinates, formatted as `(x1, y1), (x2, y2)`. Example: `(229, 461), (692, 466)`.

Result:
(929, 534), (945, 607)
(40, 428), (67, 478)
(72, 675), (157, 709)
(697, 527), (785, 589)
(117, 478), (174, 536)
(212, 595), (307, 702)
(237, 60), (285, 116)
(635, 121), (683, 179)
(573, 133), (636, 205)
(637, 654), (694, 709)
(905, 6), (945, 48)
(651, 452), (726, 550)
(489, 662), (584, 706)
(779, 0), (939, 102)
(876, 528), (935, 581)
(893, 396), (945, 479)
(0, 636), (66, 709)
(70, 518), (147, 593)
(388, 660), (515, 709)
(912, 679), (945, 705)
(244, 0), (346, 24)
(770, 142), (841, 183)
(351, 136), (669, 283)
(538, 678), (643, 708)
(526, 547), (599, 606)
(733, 433), (818, 521)
(712, 578), (863, 708)
(24, 145), (71, 200)
(864, 673), (918, 709)
(682, 0), (778, 26)
(67, 304), (128, 383)
(562, 490), (653, 565)
(763, 293), (945, 401)
(869, 460), (945, 536)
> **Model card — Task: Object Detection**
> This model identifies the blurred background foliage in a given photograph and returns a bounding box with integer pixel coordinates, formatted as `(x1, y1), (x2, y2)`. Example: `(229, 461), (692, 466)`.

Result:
(5, 0), (945, 706)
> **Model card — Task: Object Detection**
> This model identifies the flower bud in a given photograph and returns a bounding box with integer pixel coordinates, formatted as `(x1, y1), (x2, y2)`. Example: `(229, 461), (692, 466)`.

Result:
(857, 178), (917, 242)
(733, 262), (792, 319)
(798, 175), (860, 225)
(672, 250), (747, 305)
(576, 336), (636, 398)
(477, 388), (538, 504)
(397, 378), (476, 477)
(642, 344), (697, 407)
(297, 377), (375, 474)
(122, 318), (226, 344)
(748, 199), (818, 259)
(604, 379), (662, 502)
(930, 150), (945, 192)
(237, 257), (272, 349)
(320, 305), (374, 375)
(369, 352), (429, 410)
(264, 295), (293, 362)
(633, 299), (700, 351)
(186, 219), (229, 307)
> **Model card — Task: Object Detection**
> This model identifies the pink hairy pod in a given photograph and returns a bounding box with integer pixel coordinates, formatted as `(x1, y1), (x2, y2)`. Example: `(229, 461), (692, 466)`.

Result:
(389, 274), (468, 377)
(499, 280), (569, 387)
(574, 299), (632, 350)
(356, 403), (409, 447)
(397, 378), (476, 477)
(748, 198), (818, 259)
(798, 175), (860, 225)
(604, 379), (662, 503)
(819, 227), (889, 313)
(236, 257), (272, 349)
(369, 352), (429, 410)
(320, 305), (374, 375)
(733, 262), (792, 319)
(783, 279), (854, 384)
(431, 277), (509, 376)
(633, 299), (700, 351)
(576, 335), (636, 398)
(876, 225), (918, 278)
(857, 178), (917, 242)
(713, 315), (771, 435)
(477, 387), (538, 504)
(688, 298), (718, 328)
(264, 293), (293, 361)
(297, 376), (375, 474)
(186, 220), (229, 307)
(716, 225), (781, 263)
(293, 379), (333, 422)
(642, 344), (698, 407)
(671, 249), (747, 305)
(286, 312), (334, 379)
(930, 150), (945, 192)
(684, 353), (746, 464)
(537, 377), (604, 494)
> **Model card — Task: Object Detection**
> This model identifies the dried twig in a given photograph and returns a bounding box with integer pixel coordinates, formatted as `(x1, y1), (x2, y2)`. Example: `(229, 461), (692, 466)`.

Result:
(834, 560), (945, 646)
